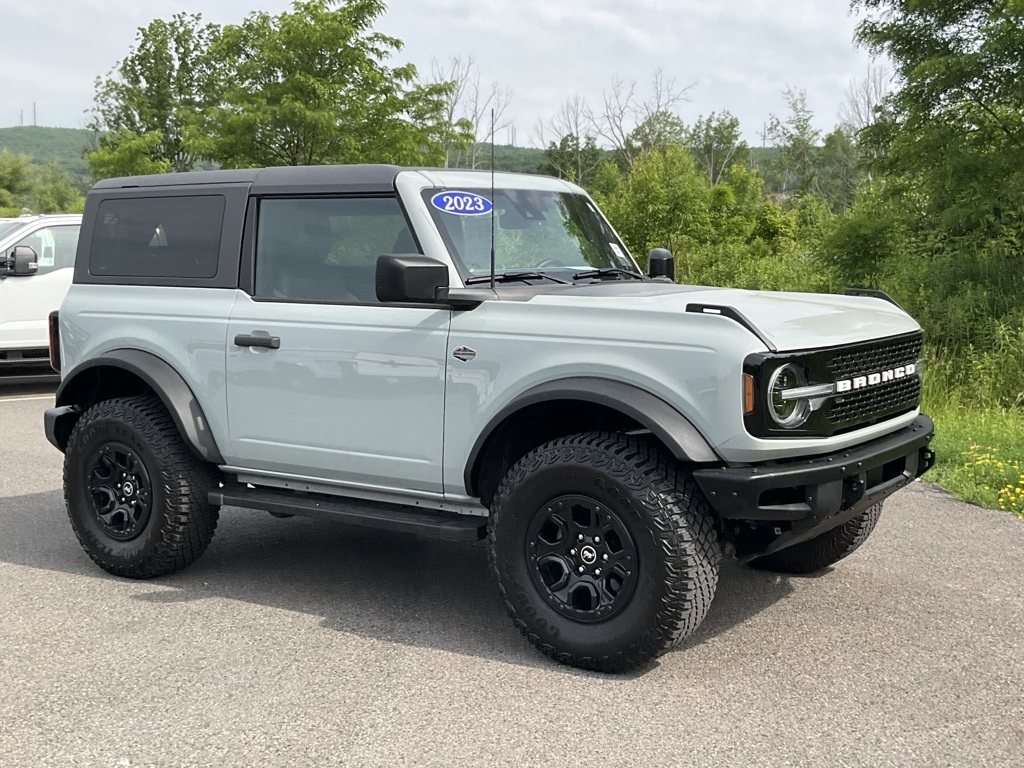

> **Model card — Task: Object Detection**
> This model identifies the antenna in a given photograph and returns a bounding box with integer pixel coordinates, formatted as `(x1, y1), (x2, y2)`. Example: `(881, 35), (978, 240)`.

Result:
(489, 108), (496, 291)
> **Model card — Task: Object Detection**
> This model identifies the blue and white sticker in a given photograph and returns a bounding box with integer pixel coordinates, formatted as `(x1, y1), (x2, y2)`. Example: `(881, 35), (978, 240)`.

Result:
(430, 190), (493, 216)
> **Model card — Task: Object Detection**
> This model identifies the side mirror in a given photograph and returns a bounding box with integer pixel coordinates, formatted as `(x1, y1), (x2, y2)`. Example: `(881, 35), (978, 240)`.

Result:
(647, 248), (674, 281)
(376, 254), (449, 303)
(4, 245), (39, 277)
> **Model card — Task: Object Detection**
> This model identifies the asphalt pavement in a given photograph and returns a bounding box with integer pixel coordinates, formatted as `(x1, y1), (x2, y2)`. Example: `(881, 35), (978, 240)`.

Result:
(1, 382), (1022, 767)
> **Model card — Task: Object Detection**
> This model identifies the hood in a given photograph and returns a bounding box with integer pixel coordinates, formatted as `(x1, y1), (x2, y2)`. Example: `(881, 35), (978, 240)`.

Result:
(528, 283), (921, 352)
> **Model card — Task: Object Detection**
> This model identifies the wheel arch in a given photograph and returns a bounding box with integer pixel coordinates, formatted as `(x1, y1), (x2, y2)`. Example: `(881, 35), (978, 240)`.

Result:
(53, 349), (224, 464)
(465, 377), (719, 505)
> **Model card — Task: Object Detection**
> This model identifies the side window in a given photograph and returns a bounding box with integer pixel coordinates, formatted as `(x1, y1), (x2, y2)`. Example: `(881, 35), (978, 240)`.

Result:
(89, 196), (225, 279)
(254, 197), (417, 303)
(11, 225), (81, 275)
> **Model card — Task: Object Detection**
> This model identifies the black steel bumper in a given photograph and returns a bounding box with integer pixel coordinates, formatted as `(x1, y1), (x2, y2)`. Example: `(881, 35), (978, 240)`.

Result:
(693, 414), (935, 559)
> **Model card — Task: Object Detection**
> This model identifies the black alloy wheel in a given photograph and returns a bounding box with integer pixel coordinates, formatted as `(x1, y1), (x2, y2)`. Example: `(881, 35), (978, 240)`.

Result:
(526, 494), (638, 623)
(64, 395), (220, 579)
(489, 431), (720, 673)
(86, 442), (153, 541)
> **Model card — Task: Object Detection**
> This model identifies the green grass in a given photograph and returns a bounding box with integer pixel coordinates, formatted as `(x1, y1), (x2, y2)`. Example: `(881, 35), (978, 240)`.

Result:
(925, 398), (1024, 518)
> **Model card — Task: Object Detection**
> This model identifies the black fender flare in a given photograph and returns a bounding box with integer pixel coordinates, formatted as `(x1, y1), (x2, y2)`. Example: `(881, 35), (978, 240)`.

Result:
(464, 377), (720, 493)
(55, 349), (224, 464)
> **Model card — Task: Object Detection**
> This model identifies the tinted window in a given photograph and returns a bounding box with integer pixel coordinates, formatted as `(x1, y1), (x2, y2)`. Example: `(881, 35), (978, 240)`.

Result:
(11, 225), (80, 275)
(90, 196), (224, 278)
(255, 197), (416, 303)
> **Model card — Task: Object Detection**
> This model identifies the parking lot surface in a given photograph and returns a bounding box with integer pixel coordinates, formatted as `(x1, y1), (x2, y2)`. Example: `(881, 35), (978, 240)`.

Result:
(1, 383), (1022, 767)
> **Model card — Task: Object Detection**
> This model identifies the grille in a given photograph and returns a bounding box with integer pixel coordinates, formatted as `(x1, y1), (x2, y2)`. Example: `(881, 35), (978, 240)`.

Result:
(822, 333), (923, 430)
(827, 376), (921, 427)
(825, 334), (922, 379)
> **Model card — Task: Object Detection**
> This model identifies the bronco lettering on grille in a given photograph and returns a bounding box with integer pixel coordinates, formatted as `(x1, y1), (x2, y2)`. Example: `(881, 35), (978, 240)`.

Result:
(835, 363), (917, 394)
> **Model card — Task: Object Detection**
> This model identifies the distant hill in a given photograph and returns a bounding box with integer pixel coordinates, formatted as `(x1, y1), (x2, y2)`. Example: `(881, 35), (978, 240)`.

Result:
(458, 144), (549, 174)
(0, 129), (548, 179)
(0, 126), (94, 186)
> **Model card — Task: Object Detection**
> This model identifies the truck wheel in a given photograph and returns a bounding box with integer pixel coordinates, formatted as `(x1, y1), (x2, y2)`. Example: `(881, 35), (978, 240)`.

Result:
(749, 502), (883, 575)
(63, 395), (220, 579)
(488, 432), (720, 673)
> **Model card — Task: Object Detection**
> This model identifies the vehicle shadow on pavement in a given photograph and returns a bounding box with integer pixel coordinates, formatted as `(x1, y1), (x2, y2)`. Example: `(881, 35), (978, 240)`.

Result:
(0, 493), (801, 676)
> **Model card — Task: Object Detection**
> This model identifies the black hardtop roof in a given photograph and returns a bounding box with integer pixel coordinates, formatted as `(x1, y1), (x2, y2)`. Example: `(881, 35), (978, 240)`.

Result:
(90, 164), (504, 195)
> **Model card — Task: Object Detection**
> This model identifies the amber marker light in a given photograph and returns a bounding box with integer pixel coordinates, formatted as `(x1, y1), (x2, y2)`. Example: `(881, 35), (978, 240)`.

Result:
(743, 373), (755, 414)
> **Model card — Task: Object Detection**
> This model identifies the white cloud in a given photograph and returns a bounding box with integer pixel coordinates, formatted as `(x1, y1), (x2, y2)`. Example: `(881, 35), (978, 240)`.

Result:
(3, 0), (872, 144)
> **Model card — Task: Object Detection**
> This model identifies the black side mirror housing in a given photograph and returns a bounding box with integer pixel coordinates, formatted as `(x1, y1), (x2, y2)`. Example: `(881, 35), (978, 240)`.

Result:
(647, 248), (674, 281)
(4, 245), (39, 277)
(376, 254), (450, 303)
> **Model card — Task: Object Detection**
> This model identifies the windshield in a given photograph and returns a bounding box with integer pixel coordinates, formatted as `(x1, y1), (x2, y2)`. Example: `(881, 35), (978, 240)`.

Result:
(422, 188), (638, 277)
(0, 221), (25, 240)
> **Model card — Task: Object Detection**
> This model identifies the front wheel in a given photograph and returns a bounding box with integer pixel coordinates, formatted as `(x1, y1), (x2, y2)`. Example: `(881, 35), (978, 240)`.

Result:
(748, 502), (883, 574)
(63, 395), (220, 579)
(488, 432), (720, 672)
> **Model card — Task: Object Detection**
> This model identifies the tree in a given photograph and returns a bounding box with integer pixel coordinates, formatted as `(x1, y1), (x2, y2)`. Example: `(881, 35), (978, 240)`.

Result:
(592, 69), (692, 169)
(205, 0), (457, 168)
(541, 134), (603, 186)
(537, 96), (603, 185)
(685, 111), (748, 185)
(816, 126), (861, 212)
(839, 62), (892, 133)
(842, 0), (1024, 373)
(766, 88), (821, 195)
(84, 129), (170, 180)
(431, 55), (513, 168)
(0, 150), (34, 210)
(854, 0), (1024, 231)
(87, 13), (221, 175)
(30, 164), (86, 213)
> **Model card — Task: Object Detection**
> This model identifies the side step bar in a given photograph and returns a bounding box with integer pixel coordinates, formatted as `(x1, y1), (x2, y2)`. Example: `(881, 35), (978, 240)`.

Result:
(209, 483), (487, 541)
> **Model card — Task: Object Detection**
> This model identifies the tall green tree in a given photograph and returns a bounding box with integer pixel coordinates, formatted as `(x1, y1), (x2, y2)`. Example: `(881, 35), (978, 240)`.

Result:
(0, 150), (34, 210)
(541, 134), (603, 186)
(205, 0), (457, 168)
(766, 88), (821, 195)
(30, 164), (86, 213)
(855, 0), (1024, 234)
(685, 111), (748, 185)
(842, 0), (1024, 390)
(87, 13), (221, 176)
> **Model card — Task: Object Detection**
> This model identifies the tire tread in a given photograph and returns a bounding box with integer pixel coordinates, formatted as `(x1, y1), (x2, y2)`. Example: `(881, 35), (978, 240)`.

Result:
(64, 395), (219, 579)
(488, 431), (719, 672)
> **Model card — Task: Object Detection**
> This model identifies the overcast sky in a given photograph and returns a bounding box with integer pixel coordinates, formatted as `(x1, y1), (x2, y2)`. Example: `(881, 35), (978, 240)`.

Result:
(1, 0), (875, 145)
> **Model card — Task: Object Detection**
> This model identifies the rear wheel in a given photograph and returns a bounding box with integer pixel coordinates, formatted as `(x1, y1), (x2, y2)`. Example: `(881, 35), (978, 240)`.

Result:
(64, 395), (220, 579)
(749, 502), (883, 574)
(488, 432), (720, 672)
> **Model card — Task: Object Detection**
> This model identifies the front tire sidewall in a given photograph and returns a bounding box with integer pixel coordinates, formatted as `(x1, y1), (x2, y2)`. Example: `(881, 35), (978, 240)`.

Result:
(66, 412), (172, 570)
(492, 458), (677, 662)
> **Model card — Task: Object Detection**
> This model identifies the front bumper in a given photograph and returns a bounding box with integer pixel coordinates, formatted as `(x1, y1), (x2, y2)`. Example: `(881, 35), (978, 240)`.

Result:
(693, 414), (935, 559)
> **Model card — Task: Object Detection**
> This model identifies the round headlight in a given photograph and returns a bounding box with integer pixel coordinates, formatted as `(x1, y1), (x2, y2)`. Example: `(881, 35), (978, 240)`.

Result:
(768, 364), (811, 428)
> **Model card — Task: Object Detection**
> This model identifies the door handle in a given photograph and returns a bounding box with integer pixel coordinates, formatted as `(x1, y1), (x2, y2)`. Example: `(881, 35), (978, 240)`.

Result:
(234, 333), (281, 349)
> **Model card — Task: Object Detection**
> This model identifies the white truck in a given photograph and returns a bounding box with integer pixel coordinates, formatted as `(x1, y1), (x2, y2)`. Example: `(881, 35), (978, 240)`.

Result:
(1, 214), (82, 380)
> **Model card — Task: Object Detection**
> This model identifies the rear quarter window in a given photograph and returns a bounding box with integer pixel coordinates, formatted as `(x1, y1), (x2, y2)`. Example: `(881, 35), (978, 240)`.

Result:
(89, 196), (225, 278)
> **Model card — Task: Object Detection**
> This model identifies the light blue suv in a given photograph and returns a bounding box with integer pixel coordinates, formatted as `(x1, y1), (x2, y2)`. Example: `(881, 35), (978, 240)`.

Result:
(44, 166), (934, 671)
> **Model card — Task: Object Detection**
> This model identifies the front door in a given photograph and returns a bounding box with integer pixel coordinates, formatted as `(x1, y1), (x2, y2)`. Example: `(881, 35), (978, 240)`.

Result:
(224, 195), (450, 494)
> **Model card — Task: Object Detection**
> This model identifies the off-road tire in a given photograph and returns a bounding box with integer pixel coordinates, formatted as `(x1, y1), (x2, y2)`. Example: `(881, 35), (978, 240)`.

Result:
(488, 432), (720, 673)
(749, 502), (883, 575)
(64, 395), (220, 579)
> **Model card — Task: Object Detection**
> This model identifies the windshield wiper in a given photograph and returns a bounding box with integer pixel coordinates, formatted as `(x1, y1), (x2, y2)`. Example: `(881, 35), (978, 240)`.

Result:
(572, 267), (647, 281)
(465, 271), (571, 285)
